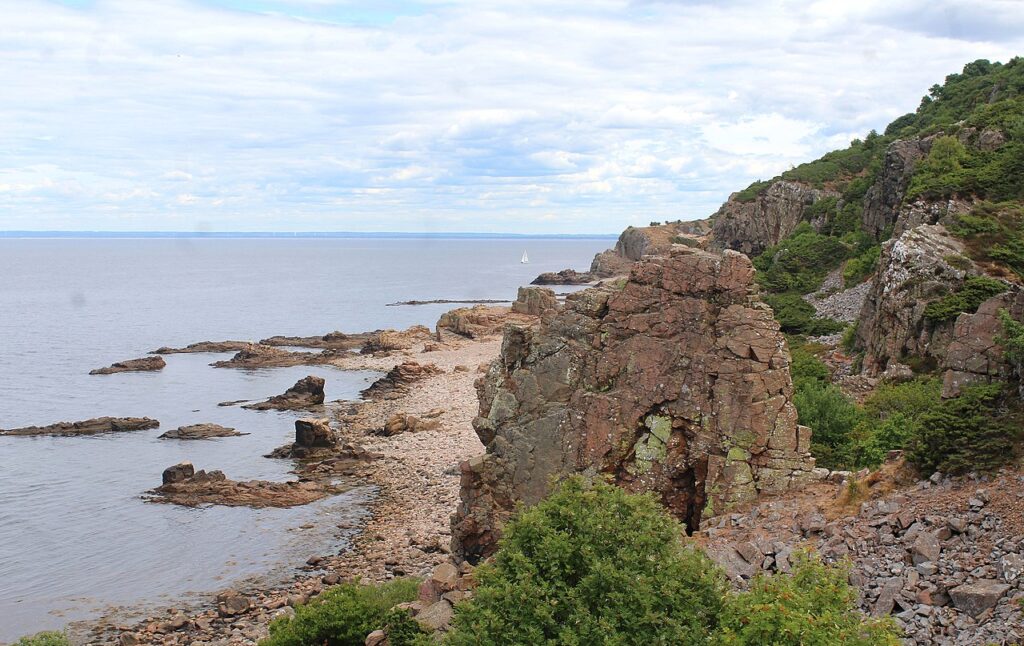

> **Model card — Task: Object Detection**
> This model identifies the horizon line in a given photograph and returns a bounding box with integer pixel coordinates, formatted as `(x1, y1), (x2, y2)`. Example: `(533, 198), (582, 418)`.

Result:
(0, 230), (621, 239)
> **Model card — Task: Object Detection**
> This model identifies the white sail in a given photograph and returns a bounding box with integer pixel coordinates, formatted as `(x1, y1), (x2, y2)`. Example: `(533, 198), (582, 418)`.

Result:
(521, 250), (529, 264)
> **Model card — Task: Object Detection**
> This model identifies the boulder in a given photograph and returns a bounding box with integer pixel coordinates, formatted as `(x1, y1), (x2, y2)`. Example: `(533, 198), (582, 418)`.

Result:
(360, 326), (433, 354)
(380, 413), (441, 436)
(510, 286), (558, 316)
(949, 580), (1010, 617)
(452, 247), (815, 563)
(162, 462), (195, 485)
(90, 356), (166, 375)
(216, 590), (251, 617)
(911, 531), (941, 565)
(293, 418), (337, 455)
(244, 376), (326, 411)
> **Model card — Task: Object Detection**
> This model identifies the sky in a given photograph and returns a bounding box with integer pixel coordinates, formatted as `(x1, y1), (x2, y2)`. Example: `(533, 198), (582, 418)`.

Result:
(1, 1), (1023, 234)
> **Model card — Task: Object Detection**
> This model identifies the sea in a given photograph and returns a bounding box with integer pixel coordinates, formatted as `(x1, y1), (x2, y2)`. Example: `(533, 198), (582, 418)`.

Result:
(0, 235), (612, 642)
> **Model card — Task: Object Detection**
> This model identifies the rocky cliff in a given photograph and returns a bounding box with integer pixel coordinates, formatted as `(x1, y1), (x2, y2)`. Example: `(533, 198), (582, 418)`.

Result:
(452, 246), (816, 562)
(710, 181), (838, 256)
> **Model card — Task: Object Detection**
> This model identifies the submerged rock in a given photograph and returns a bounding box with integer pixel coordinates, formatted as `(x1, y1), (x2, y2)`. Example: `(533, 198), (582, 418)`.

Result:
(159, 423), (246, 440)
(243, 376), (326, 411)
(90, 356), (166, 375)
(0, 416), (160, 437)
(152, 340), (253, 354)
(452, 246), (815, 563)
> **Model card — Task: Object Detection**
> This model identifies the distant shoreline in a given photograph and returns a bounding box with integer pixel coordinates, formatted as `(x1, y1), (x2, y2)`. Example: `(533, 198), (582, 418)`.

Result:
(0, 231), (619, 240)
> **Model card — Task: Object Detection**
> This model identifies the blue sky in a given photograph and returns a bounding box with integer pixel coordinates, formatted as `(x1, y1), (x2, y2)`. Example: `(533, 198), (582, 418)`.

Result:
(2, 0), (1023, 233)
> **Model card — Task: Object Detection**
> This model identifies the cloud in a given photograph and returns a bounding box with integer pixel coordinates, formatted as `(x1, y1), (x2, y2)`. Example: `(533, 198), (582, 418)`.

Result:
(0, 0), (1021, 232)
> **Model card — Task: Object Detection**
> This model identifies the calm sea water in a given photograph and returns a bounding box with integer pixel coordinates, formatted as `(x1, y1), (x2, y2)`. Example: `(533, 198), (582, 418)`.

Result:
(0, 237), (610, 641)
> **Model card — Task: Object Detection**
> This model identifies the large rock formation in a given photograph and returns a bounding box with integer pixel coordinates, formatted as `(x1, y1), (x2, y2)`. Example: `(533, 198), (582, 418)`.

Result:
(942, 287), (1024, 397)
(509, 286), (558, 317)
(861, 138), (930, 238)
(452, 247), (816, 562)
(856, 225), (976, 375)
(710, 181), (837, 256)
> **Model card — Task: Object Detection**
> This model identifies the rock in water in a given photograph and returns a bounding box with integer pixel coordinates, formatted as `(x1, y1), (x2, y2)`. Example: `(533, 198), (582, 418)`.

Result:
(529, 269), (597, 285)
(162, 462), (195, 484)
(243, 376), (326, 411)
(294, 418), (336, 453)
(159, 424), (246, 440)
(90, 356), (166, 375)
(452, 246), (815, 563)
(0, 416), (159, 437)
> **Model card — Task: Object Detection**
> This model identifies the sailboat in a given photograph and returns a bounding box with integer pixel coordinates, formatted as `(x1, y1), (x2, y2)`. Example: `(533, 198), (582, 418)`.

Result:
(521, 250), (529, 264)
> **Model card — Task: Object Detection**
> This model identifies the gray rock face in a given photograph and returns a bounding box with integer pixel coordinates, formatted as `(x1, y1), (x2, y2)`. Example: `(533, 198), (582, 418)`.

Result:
(452, 247), (815, 563)
(861, 138), (930, 238)
(710, 181), (837, 256)
(855, 224), (975, 375)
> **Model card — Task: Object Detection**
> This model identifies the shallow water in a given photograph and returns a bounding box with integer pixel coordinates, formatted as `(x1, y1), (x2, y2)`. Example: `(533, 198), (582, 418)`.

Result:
(0, 236), (609, 640)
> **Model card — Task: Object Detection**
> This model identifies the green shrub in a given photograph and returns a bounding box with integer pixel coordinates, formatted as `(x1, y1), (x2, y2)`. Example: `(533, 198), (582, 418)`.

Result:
(843, 245), (880, 286)
(754, 224), (850, 294)
(13, 632), (70, 646)
(711, 552), (900, 646)
(794, 380), (864, 470)
(845, 378), (943, 468)
(789, 345), (830, 389)
(261, 578), (420, 646)
(950, 202), (1024, 278)
(922, 276), (1007, 322)
(734, 179), (772, 202)
(999, 309), (1024, 382)
(907, 384), (1021, 475)
(762, 293), (845, 336)
(840, 324), (858, 352)
(445, 477), (727, 646)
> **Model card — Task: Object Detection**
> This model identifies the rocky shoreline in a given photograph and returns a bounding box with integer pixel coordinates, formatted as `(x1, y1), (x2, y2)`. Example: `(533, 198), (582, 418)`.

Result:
(74, 305), (520, 645)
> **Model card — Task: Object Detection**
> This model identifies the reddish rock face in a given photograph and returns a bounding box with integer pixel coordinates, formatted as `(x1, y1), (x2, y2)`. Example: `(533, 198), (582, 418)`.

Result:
(942, 287), (1022, 397)
(452, 246), (815, 563)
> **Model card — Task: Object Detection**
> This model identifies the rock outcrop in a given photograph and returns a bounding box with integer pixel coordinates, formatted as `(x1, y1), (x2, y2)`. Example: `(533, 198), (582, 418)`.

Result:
(510, 286), (558, 317)
(379, 411), (443, 436)
(259, 330), (370, 350)
(90, 356), (166, 375)
(361, 362), (444, 400)
(710, 181), (838, 256)
(436, 306), (532, 339)
(529, 269), (596, 285)
(210, 344), (325, 369)
(243, 376), (326, 411)
(856, 225), (976, 375)
(452, 247), (815, 562)
(861, 138), (931, 238)
(148, 465), (337, 508)
(159, 423), (246, 440)
(0, 416), (160, 437)
(360, 326), (433, 354)
(942, 287), (1024, 397)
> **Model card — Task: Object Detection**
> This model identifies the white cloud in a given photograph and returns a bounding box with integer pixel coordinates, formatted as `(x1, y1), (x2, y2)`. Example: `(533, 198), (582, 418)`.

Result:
(0, 0), (1020, 232)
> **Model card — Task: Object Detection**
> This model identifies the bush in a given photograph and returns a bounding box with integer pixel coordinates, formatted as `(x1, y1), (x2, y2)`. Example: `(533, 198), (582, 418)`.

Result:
(922, 276), (1007, 322)
(754, 224), (851, 294)
(950, 202), (1024, 278)
(762, 293), (845, 336)
(845, 378), (943, 468)
(261, 578), (420, 646)
(794, 381), (864, 470)
(734, 179), (772, 202)
(13, 633), (70, 646)
(999, 308), (1024, 383)
(711, 552), (900, 646)
(907, 384), (1021, 475)
(445, 477), (727, 646)
(843, 245), (880, 286)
